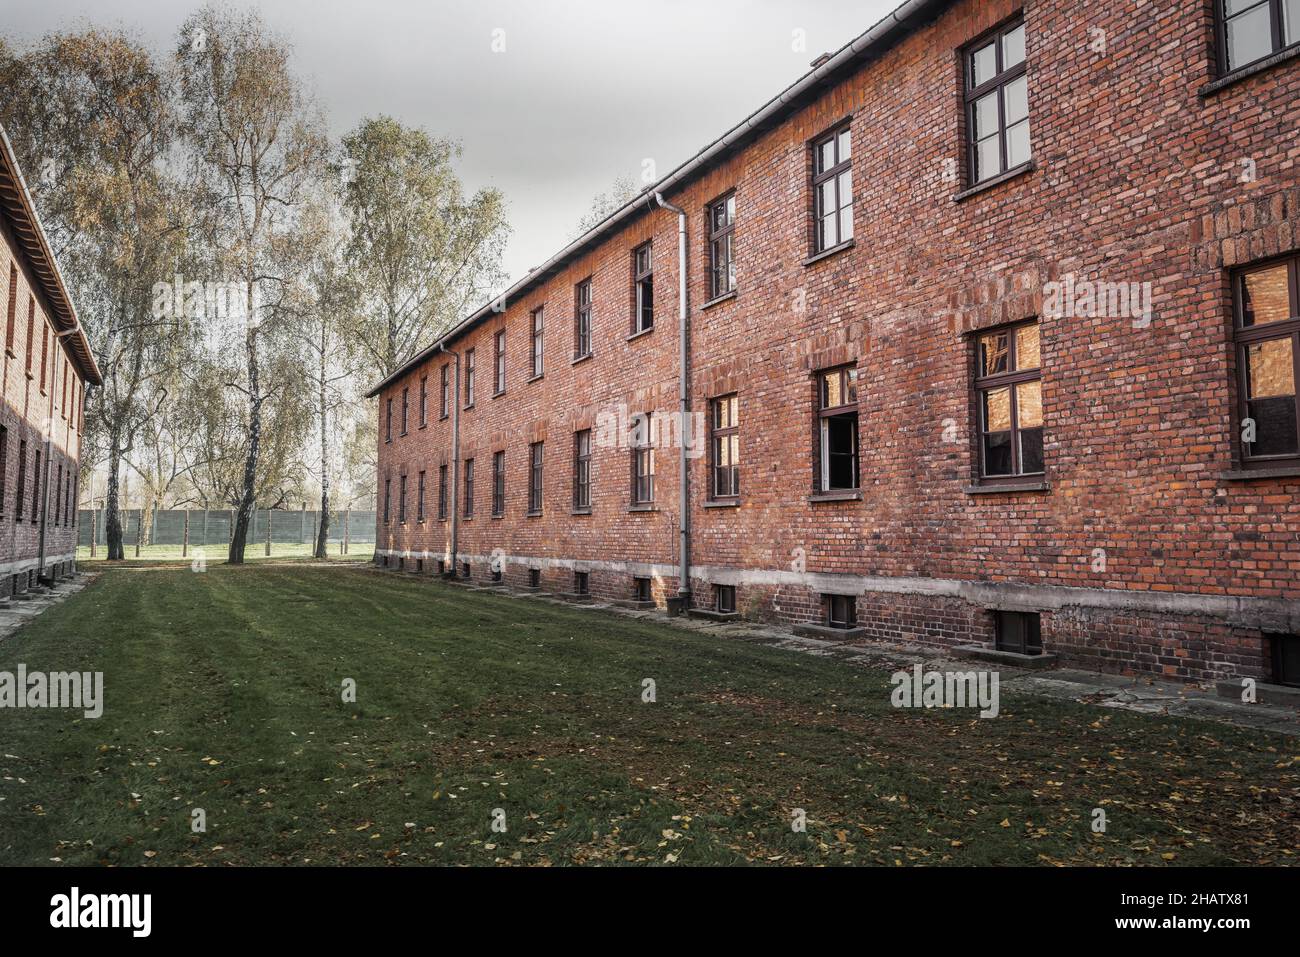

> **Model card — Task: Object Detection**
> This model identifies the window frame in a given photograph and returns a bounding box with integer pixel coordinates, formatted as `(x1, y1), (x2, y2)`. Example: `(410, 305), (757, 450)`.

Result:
(419, 375), (428, 427)
(811, 124), (853, 254)
(972, 319), (1046, 484)
(530, 307), (545, 378)
(463, 458), (474, 517)
(440, 364), (450, 419)
(715, 584), (736, 615)
(1233, 254), (1300, 470)
(398, 472), (407, 524)
(710, 394), (740, 500)
(995, 610), (1043, 656)
(1217, 0), (1299, 76)
(707, 193), (737, 300)
(417, 469), (426, 522)
(528, 441), (544, 515)
(437, 464), (448, 521)
(816, 366), (860, 493)
(492, 450), (506, 517)
(493, 330), (506, 395)
(400, 387), (409, 435)
(574, 278), (593, 359)
(631, 413), (655, 505)
(464, 348), (476, 407)
(825, 594), (857, 630)
(573, 429), (592, 512)
(382, 476), (391, 525)
(962, 14), (1030, 188)
(633, 242), (654, 334)
(385, 397), (393, 443)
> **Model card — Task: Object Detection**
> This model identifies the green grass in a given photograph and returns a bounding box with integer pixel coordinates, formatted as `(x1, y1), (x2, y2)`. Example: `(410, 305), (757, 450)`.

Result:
(76, 543), (370, 563)
(1, 564), (1296, 866)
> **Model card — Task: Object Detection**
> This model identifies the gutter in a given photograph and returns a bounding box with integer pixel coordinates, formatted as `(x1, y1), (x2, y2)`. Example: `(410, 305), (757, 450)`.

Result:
(363, 0), (943, 399)
(647, 192), (692, 608)
(438, 342), (461, 574)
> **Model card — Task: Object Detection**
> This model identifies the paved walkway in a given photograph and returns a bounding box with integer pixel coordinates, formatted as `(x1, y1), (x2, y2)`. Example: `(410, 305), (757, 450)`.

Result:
(0, 573), (94, 642)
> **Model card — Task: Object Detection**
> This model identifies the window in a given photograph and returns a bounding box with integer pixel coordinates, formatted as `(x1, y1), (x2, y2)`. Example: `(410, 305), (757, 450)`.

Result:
(574, 570), (589, 595)
(54, 464), (61, 524)
(461, 562), (471, 580)
(25, 296), (34, 373)
(31, 450), (39, 522)
(419, 375), (428, 427)
(975, 321), (1044, 481)
(715, 584), (736, 614)
(463, 458), (475, 516)
(400, 387), (409, 435)
(385, 398), (393, 442)
(1270, 633), (1300, 688)
(5, 263), (14, 349)
(383, 476), (391, 525)
(398, 474), (407, 523)
(530, 307), (544, 378)
(440, 364), (450, 419)
(0, 426), (6, 514)
(492, 451), (505, 516)
(1234, 256), (1300, 468)
(634, 577), (651, 603)
(437, 464), (448, 520)
(964, 16), (1030, 186)
(66, 473), (73, 526)
(812, 125), (852, 253)
(710, 395), (739, 499)
(708, 193), (736, 299)
(417, 470), (426, 522)
(464, 348), (475, 406)
(573, 429), (592, 511)
(825, 594), (857, 630)
(631, 413), (654, 504)
(633, 243), (653, 333)
(575, 279), (592, 358)
(528, 441), (544, 514)
(1220, 0), (1300, 73)
(39, 320), (48, 392)
(817, 367), (859, 492)
(494, 330), (506, 394)
(995, 610), (1042, 655)
(529, 568), (541, 589)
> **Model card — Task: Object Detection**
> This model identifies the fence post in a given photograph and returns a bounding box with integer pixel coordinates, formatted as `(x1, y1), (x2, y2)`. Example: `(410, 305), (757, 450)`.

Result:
(343, 508), (350, 555)
(134, 508), (141, 557)
(182, 510), (190, 558)
(201, 509), (208, 549)
(265, 508), (271, 556)
(90, 506), (97, 558)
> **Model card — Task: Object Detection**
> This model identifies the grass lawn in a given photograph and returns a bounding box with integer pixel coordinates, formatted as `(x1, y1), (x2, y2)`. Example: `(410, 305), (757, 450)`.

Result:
(1, 564), (1296, 866)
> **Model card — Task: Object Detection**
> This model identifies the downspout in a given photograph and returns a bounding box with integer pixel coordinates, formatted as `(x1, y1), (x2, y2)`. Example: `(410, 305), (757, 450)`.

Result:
(438, 342), (461, 576)
(650, 192), (691, 607)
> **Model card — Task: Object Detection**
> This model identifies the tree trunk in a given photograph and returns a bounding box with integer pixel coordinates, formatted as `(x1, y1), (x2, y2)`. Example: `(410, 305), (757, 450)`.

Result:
(105, 435), (125, 561)
(314, 335), (330, 559)
(229, 299), (261, 564)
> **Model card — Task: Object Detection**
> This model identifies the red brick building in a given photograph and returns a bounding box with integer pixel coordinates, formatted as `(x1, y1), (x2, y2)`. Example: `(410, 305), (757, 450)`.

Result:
(0, 124), (100, 594)
(368, 0), (1300, 686)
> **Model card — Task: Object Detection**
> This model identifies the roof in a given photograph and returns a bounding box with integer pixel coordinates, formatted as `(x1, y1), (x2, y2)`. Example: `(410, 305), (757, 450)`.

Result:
(0, 123), (103, 387)
(365, 0), (948, 399)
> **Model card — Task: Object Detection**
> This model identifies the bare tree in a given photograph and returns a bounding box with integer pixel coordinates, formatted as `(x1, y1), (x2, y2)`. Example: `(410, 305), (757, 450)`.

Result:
(177, 6), (328, 563)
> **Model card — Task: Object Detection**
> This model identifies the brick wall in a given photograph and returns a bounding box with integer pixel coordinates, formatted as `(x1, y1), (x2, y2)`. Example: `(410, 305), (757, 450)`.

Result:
(0, 206), (85, 593)
(373, 0), (1300, 683)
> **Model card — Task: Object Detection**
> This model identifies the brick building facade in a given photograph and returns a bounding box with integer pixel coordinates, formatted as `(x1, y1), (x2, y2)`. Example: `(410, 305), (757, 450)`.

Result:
(0, 125), (100, 594)
(368, 0), (1300, 686)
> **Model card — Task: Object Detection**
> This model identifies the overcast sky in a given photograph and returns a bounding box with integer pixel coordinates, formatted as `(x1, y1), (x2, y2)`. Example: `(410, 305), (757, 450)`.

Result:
(4, 0), (900, 284)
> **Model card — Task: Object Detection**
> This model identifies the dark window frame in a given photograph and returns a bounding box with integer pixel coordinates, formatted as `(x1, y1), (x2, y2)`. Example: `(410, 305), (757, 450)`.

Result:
(816, 366), (860, 492)
(573, 429), (592, 511)
(811, 124), (853, 254)
(398, 472), (407, 524)
(633, 242), (654, 334)
(575, 278), (593, 359)
(400, 387), (409, 436)
(707, 192), (736, 300)
(1233, 254), (1300, 470)
(974, 319), (1045, 484)
(710, 394), (740, 500)
(417, 469), (426, 522)
(574, 570), (590, 595)
(437, 464), (448, 521)
(463, 458), (475, 517)
(825, 594), (857, 630)
(419, 375), (428, 427)
(528, 441), (544, 515)
(464, 348), (476, 407)
(715, 584), (736, 615)
(962, 14), (1030, 188)
(385, 397), (393, 443)
(631, 413), (655, 505)
(634, 577), (651, 602)
(1270, 633), (1300, 688)
(1217, 0), (1299, 76)
(995, 610), (1043, 655)
(382, 476), (391, 525)
(530, 307), (545, 378)
(440, 364), (450, 419)
(492, 450), (506, 517)
(494, 330), (507, 395)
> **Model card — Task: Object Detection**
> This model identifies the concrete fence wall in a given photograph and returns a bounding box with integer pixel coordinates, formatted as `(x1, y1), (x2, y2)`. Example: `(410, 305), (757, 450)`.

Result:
(77, 509), (377, 548)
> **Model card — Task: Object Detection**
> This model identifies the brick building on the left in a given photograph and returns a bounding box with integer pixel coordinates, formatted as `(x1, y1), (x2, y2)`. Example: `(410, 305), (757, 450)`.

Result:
(0, 124), (100, 594)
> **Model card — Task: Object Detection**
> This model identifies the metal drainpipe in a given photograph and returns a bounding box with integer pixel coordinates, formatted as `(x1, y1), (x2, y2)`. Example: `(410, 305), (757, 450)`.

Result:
(650, 191), (691, 607)
(438, 342), (460, 576)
